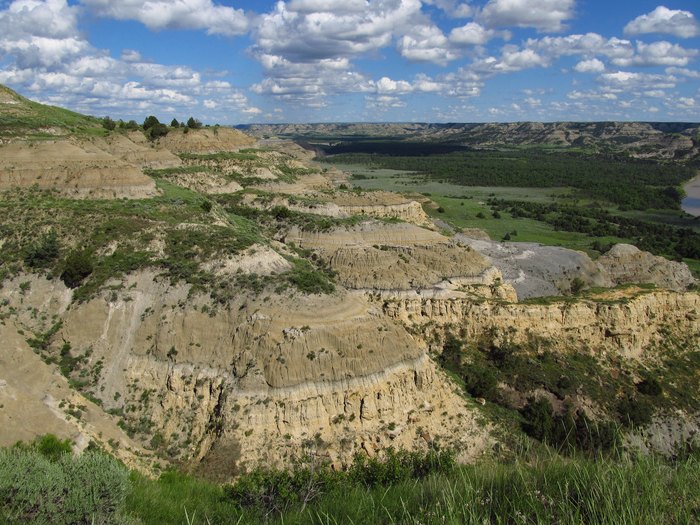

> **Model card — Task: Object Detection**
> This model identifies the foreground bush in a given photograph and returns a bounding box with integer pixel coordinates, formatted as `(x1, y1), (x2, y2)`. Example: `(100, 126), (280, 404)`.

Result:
(0, 448), (129, 524)
(224, 448), (455, 515)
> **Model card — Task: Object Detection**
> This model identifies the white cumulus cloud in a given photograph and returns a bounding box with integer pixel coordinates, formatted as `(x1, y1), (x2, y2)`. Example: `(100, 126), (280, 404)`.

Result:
(612, 41), (698, 68)
(80, 0), (249, 36)
(574, 58), (605, 73)
(449, 22), (501, 46)
(478, 0), (575, 33)
(624, 6), (700, 39)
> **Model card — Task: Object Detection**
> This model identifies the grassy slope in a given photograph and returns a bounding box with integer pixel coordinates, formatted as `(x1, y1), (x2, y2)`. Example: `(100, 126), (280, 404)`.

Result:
(0, 84), (102, 138)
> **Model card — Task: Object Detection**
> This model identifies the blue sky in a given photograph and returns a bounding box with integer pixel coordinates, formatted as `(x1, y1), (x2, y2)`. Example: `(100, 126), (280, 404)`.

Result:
(0, 0), (698, 123)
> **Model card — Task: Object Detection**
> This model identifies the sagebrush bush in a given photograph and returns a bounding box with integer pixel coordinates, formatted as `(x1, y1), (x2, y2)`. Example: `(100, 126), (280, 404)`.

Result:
(636, 377), (663, 397)
(0, 448), (129, 524)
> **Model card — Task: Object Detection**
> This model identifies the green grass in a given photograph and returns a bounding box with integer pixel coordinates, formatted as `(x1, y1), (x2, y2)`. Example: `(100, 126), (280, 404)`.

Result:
(180, 151), (259, 162)
(427, 194), (628, 252)
(122, 456), (700, 524)
(0, 85), (102, 138)
(338, 163), (569, 202)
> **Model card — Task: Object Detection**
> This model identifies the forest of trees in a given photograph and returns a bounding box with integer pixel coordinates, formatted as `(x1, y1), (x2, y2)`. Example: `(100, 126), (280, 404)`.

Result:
(322, 145), (695, 211)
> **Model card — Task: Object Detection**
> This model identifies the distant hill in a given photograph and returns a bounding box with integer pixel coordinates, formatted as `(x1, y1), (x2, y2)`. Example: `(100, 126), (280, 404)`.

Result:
(239, 121), (700, 162)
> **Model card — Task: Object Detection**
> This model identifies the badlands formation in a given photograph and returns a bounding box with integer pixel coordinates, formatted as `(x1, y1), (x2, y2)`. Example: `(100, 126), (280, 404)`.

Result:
(0, 98), (698, 479)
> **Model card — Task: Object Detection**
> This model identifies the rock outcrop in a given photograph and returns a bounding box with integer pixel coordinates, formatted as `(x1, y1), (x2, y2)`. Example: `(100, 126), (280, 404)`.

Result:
(0, 140), (158, 199)
(157, 127), (256, 154)
(381, 288), (700, 359)
(0, 272), (490, 478)
(597, 244), (696, 292)
(459, 237), (696, 299)
(286, 222), (500, 292)
(0, 276), (155, 474)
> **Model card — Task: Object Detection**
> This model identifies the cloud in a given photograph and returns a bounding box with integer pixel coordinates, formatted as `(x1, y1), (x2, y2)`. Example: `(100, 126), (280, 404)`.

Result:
(396, 24), (458, 64)
(249, 0), (466, 104)
(665, 67), (700, 79)
(80, 0), (249, 36)
(525, 33), (634, 61)
(612, 41), (698, 68)
(478, 0), (575, 33)
(374, 77), (414, 95)
(0, 0), (260, 121)
(1, 0), (79, 39)
(574, 58), (605, 73)
(120, 49), (143, 63)
(365, 94), (407, 109)
(597, 71), (677, 91)
(422, 0), (472, 18)
(567, 90), (617, 101)
(0, 0), (88, 68)
(624, 6), (700, 39)
(472, 46), (549, 74)
(254, 0), (423, 62)
(449, 22), (502, 46)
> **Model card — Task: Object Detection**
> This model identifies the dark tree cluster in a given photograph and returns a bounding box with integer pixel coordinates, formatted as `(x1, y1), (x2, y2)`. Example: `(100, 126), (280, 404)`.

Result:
(490, 198), (700, 260)
(143, 115), (169, 140)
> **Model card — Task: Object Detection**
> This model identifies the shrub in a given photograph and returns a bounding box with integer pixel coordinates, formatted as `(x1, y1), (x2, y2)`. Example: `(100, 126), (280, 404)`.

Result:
(34, 434), (73, 462)
(60, 250), (94, 288)
(23, 231), (59, 268)
(618, 396), (654, 428)
(570, 277), (586, 295)
(224, 448), (455, 516)
(142, 115), (160, 130)
(0, 448), (129, 524)
(101, 116), (116, 131)
(224, 461), (341, 515)
(147, 123), (169, 140)
(463, 364), (499, 401)
(521, 397), (554, 442)
(348, 447), (454, 488)
(636, 378), (663, 397)
(186, 117), (202, 129)
(288, 260), (334, 294)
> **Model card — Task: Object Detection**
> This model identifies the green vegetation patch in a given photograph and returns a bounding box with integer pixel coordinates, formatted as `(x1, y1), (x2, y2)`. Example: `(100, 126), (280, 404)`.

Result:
(437, 330), (700, 456)
(9, 441), (696, 525)
(320, 146), (694, 211)
(0, 183), (264, 300)
(0, 439), (129, 524)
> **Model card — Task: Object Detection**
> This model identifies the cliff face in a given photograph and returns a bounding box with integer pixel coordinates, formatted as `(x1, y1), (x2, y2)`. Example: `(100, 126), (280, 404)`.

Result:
(2, 269), (698, 478)
(381, 288), (700, 358)
(0, 140), (158, 199)
(5, 272), (489, 478)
